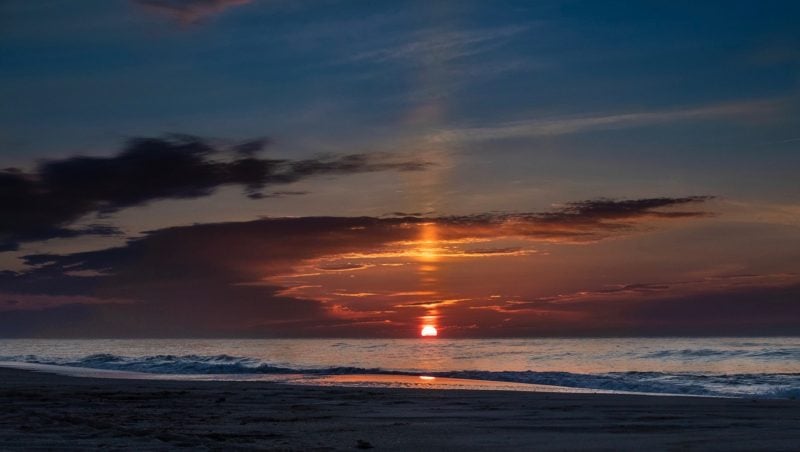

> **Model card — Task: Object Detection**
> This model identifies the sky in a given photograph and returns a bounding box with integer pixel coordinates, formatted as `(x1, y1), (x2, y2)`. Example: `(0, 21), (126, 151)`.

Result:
(1, 0), (799, 337)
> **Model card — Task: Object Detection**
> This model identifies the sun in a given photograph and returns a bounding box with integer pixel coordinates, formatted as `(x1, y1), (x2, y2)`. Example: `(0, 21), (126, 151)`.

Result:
(420, 325), (438, 337)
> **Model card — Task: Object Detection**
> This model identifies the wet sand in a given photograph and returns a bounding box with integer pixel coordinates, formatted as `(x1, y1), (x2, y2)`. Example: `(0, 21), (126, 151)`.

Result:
(1, 367), (799, 451)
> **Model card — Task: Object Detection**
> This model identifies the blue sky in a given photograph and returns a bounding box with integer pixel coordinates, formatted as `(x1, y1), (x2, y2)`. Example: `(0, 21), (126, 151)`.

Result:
(2, 1), (799, 212)
(3, 2), (798, 153)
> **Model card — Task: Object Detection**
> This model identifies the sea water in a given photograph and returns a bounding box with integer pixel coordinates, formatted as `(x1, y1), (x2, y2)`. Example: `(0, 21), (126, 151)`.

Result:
(1, 337), (798, 398)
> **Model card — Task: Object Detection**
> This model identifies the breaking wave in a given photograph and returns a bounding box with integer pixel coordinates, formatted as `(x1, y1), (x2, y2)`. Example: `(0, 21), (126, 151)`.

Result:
(640, 348), (800, 359)
(2, 353), (798, 399)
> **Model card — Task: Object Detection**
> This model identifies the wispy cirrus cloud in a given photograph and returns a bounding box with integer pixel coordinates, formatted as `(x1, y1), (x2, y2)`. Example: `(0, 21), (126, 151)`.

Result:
(432, 99), (781, 143)
(348, 25), (530, 65)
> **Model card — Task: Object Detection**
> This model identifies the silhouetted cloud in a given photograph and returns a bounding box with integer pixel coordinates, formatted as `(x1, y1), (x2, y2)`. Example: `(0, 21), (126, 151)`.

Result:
(134, 0), (252, 24)
(17, 196), (711, 278)
(349, 25), (529, 64)
(0, 223), (122, 253)
(425, 196), (712, 243)
(0, 135), (430, 251)
(246, 190), (308, 200)
(0, 196), (719, 337)
(537, 197), (713, 222)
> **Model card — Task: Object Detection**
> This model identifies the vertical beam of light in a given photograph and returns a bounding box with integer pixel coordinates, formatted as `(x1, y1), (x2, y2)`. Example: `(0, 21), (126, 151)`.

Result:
(417, 222), (441, 333)
(397, 4), (461, 337)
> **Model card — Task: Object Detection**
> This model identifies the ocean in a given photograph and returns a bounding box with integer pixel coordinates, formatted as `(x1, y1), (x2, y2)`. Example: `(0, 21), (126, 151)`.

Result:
(1, 337), (798, 399)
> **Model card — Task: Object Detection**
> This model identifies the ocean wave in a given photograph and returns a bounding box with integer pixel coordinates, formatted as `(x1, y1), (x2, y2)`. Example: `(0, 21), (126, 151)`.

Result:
(640, 347), (800, 360)
(1, 353), (295, 375)
(2, 353), (798, 399)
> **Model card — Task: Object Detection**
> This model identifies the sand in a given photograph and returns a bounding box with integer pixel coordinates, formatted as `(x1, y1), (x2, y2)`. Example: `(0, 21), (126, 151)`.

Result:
(1, 367), (799, 451)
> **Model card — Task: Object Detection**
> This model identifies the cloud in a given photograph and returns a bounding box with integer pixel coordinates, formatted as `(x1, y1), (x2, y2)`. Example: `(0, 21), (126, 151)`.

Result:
(133, 0), (252, 24)
(423, 196), (712, 244)
(0, 223), (122, 253)
(511, 281), (800, 337)
(622, 283), (800, 335)
(489, 273), (798, 311)
(247, 190), (309, 199)
(14, 196), (711, 283)
(432, 100), (780, 142)
(349, 25), (529, 64)
(316, 263), (370, 272)
(0, 286), (327, 338)
(0, 196), (714, 336)
(0, 135), (430, 251)
(537, 197), (713, 223)
(455, 272), (800, 336)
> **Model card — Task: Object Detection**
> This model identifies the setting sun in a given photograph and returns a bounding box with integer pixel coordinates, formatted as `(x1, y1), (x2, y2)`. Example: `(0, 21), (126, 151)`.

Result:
(420, 325), (438, 337)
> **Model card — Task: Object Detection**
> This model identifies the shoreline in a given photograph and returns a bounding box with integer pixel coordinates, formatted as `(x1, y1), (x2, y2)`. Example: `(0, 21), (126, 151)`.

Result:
(0, 361), (692, 397)
(1, 367), (799, 450)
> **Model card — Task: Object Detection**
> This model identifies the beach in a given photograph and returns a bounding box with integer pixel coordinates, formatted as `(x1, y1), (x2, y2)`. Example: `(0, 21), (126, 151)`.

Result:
(1, 368), (799, 451)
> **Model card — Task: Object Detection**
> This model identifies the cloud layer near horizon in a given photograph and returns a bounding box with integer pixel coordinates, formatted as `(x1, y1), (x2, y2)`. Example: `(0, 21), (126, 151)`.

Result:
(16, 196), (712, 279)
(7, 196), (795, 337)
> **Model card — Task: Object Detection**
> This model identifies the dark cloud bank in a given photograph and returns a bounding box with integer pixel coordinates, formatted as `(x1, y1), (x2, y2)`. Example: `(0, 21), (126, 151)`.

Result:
(0, 135), (429, 251)
(2, 195), (794, 337)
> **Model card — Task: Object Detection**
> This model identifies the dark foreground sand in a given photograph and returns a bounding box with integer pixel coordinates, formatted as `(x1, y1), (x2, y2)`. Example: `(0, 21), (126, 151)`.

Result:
(1, 368), (799, 451)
